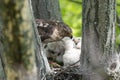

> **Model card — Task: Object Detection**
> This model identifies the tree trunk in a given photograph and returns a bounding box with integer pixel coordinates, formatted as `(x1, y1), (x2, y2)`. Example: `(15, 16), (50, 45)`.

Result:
(0, 18), (6, 80)
(31, 0), (62, 79)
(0, 0), (37, 80)
(81, 0), (116, 80)
(31, 0), (62, 20)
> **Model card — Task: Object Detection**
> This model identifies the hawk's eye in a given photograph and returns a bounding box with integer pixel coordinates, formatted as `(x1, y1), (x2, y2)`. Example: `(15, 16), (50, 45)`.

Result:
(70, 35), (73, 39)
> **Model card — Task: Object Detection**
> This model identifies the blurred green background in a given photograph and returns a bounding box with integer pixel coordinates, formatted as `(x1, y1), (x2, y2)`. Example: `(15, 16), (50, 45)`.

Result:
(60, 0), (82, 37)
(60, 0), (120, 45)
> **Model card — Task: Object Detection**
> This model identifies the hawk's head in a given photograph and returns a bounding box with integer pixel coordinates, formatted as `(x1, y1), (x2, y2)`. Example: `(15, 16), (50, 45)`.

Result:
(36, 19), (73, 43)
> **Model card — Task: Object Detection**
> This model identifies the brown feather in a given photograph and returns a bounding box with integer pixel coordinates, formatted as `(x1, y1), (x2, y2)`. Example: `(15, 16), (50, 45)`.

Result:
(36, 19), (73, 43)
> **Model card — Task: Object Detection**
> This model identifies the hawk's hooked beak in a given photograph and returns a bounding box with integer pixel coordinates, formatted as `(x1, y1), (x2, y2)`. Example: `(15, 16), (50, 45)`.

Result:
(70, 35), (73, 39)
(69, 33), (73, 39)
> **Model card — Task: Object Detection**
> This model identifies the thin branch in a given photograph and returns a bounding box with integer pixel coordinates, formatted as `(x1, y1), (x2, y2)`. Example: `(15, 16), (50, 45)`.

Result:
(68, 0), (82, 5)
(117, 3), (120, 6)
(116, 14), (120, 27)
(68, 0), (120, 6)
(54, 59), (81, 77)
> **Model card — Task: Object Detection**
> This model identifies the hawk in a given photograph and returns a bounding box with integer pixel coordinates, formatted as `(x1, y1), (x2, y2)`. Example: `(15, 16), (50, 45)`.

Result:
(36, 19), (73, 43)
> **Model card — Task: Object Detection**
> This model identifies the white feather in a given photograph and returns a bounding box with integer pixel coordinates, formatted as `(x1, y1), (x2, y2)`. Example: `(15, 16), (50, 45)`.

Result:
(63, 39), (81, 66)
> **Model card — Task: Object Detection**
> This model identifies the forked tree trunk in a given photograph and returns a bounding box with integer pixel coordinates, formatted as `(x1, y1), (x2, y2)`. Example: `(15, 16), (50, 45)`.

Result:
(81, 0), (116, 80)
(0, 0), (37, 80)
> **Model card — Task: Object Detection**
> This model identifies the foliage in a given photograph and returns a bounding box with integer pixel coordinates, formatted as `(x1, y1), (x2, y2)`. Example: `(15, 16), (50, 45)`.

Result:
(116, 0), (120, 45)
(59, 0), (82, 37)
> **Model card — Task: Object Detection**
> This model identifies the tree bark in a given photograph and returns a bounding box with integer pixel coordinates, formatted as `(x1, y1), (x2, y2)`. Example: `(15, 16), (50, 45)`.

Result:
(0, 17), (6, 80)
(0, 0), (37, 80)
(31, 0), (62, 79)
(31, 0), (62, 20)
(81, 0), (116, 80)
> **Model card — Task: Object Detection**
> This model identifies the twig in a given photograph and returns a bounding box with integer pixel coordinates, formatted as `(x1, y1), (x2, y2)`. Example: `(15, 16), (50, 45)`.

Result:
(54, 59), (80, 77)
(117, 3), (120, 6)
(68, 0), (120, 7)
(116, 14), (120, 27)
(68, 0), (82, 5)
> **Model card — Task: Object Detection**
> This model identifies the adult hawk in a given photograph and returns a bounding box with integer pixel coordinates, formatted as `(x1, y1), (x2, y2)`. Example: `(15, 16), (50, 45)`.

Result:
(36, 19), (73, 43)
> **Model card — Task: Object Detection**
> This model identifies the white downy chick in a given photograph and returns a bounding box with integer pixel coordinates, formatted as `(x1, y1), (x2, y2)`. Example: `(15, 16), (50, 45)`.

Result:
(45, 40), (65, 63)
(73, 37), (82, 44)
(73, 37), (82, 49)
(76, 39), (82, 49)
(76, 41), (81, 49)
(63, 39), (81, 66)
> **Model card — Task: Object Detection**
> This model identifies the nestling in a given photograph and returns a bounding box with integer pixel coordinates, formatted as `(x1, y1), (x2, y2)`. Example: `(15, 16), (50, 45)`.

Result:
(63, 39), (81, 66)
(73, 37), (82, 49)
(45, 40), (65, 64)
